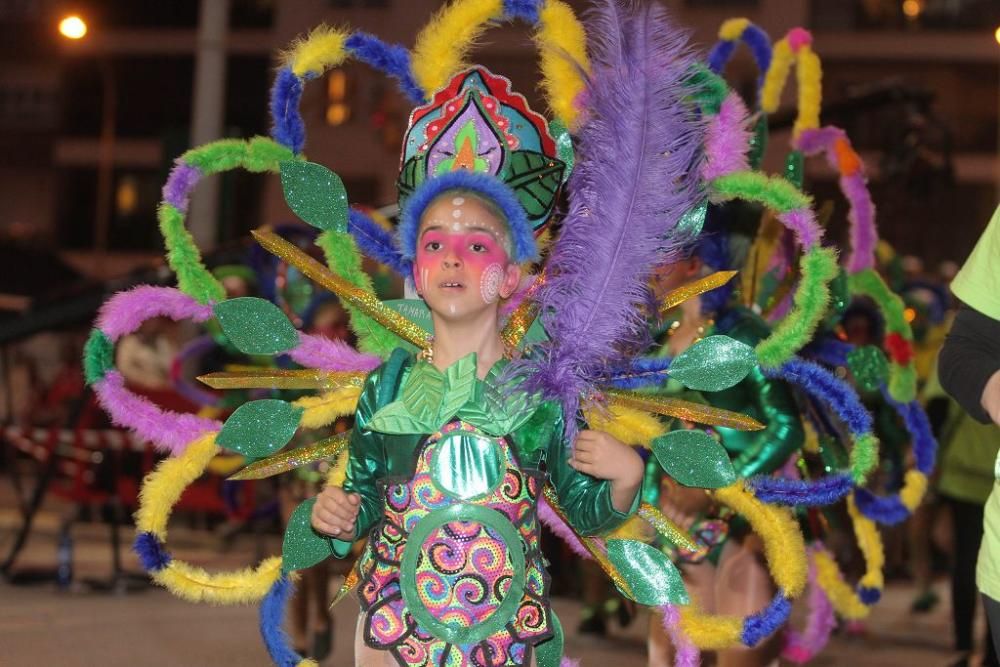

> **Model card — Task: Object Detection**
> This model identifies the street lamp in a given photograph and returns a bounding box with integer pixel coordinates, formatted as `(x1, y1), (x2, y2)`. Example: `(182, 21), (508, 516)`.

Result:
(58, 14), (115, 274)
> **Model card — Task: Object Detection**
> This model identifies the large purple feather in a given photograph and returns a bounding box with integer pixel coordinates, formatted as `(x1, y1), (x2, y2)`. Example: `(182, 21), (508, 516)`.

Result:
(515, 0), (706, 435)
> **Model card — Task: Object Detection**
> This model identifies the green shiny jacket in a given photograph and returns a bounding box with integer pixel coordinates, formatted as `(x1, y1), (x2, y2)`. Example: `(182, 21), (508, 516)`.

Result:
(330, 350), (638, 557)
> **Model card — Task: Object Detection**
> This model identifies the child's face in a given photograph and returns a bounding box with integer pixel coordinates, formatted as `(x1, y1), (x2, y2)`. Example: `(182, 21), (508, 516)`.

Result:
(413, 193), (520, 321)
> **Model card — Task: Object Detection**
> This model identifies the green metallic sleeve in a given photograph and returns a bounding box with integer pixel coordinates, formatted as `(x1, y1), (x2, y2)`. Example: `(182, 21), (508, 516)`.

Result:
(546, 414), (641, 536)
(729, 364), (805, 477)
(329, 368), (386, 558)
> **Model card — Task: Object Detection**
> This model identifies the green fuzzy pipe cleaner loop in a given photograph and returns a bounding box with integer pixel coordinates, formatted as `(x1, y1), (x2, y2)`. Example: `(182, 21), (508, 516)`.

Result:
(158, 203), (225, 304)
(711, 170), (812, 214)
(850, 433), (881, 484)
(316, 230), (401, 358)
(847, 269), (911, 339)
(83, 329), (115, 385)
(685, 63), (729, 116)
(755, 246), (838, 368)
(889, 364), (918, 404)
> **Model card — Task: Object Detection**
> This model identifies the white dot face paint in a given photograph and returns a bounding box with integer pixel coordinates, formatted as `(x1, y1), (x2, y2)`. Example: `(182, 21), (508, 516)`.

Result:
(452, 197), (465, 206)
(479, 263), (504, 304)
(451, 208), (463, 219)
(420, 267), (429, 294)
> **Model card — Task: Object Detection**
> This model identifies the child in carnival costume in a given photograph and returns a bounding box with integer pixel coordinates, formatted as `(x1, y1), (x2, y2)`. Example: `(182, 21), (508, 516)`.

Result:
(309, 66), (648, 666)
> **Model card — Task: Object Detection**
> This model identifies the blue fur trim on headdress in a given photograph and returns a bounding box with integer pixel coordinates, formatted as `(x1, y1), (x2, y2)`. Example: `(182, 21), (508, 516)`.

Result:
(260, 574), (304, 667)
(349, 208), (411, 276)
(345, 32), (425, 105)
(133, 532), (171, 572)
(707, 40), (736, 75)
(270, 68), (305, 155)
(398, 170), (537, 264)
(503, 0), (541, 23)
(853, 488), (909, 525)
(858, 586), (882, 605)
(742, 593), (792, 646)
(748, 472), (853, 507)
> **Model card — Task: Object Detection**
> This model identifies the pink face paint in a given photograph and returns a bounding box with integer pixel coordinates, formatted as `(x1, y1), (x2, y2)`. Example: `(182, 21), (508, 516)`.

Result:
(479, 263), (504, 304)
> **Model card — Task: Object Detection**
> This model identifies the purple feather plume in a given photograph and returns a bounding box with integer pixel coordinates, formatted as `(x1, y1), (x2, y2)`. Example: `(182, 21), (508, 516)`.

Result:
(515, 0), (706, 435)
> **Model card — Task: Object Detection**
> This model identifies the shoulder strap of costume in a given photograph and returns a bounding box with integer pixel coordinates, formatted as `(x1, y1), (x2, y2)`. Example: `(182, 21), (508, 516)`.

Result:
(376, 347), (414, 410)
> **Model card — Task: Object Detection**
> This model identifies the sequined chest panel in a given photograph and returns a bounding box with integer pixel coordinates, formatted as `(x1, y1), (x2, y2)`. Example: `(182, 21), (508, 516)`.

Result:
(357, 421), (550, 667)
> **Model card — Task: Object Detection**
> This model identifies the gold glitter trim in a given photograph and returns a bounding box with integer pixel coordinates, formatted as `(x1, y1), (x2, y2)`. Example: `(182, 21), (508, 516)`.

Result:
(252, 228), (431, 349)
(227, 431), (351, 480)
(605, 389), (764, 431)
(500, 272), (545, 350)
(330, 565), (360, 609)
(198, 369), (368, 390)
(637, 503), (699, 552)
(659, 271), (739, 314)
(542, 485), (636, 600)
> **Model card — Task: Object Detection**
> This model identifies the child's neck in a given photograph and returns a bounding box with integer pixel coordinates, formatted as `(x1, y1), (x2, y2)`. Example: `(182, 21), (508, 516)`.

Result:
(430, 310), (505, 379)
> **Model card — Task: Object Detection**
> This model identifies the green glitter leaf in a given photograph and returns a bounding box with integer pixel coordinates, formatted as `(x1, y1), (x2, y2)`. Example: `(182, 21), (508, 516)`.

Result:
(504, 150), (565, 222)
(213, 297), (299, 355)
(669, 335), (756, 391)
(217, 399), (303, 457)
(676, 201), (707, 240)
(549, 119), (574, 184)
(279, 160), (348, 232)
(281, 498), (333, 573)
(652, 430), (736, 489)
(847, 345), (889, 393)
(83, 329), (115, 385)
(606, 539), (689, 605)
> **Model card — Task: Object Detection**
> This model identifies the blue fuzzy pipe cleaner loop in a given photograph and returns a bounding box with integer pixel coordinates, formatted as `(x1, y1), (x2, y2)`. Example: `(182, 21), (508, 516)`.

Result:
(503, 0), (542, 24)
(858, 586), (882, 605)
(260, 574), (305, 667)
(881, 387), (937, 475)
(764, 357), (872, 435)
(345, 32), (425, 105)
(348, 208), (411, 277)
(749, 472), (854, 506)
(742, 592), (792, 646)
(853, 489), (909, 525)
(802, 335), (852, 368)
(605, 356), (673, 390)
(706, 24), (772, 93)
(133, 532), (171, 573)
(269, 68), (306, 155)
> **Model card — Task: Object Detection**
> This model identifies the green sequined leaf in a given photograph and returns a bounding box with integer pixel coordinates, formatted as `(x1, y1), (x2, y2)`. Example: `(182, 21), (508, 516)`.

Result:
(549, 119), (575, 184)
(847, 345), (889, 393)
(401, 362), (445, 424)
(281, 498), (333, 573)
(367, 400), (437, 435)
(784, 150), (804, 189)
(606, 539), (689, 606)
(676, 201), (707, 240)
(279, 160), (348, 232)
(217, 399), (303, 458)
(83, 329), (115, 385)
(213, 297), (299, 355)
(439, 353), (477, 422)
(503, 150), (565, 222)
(652, 430), (736, 489)
(748, 114), (768, 169)
(669, 335), (757, 391)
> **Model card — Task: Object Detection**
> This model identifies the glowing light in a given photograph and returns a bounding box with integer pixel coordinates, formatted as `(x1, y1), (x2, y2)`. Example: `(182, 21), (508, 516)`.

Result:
(994, 26), (1000, 46)
(904, 307), (917, 323)
(58, 15), (88, 40)
(902, 0), (921, 18)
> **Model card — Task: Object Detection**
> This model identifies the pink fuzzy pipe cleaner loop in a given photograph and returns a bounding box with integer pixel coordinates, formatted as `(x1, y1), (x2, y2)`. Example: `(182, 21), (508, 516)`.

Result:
(660, 604), (700, 667)
(97, 286), (214, 340)
(782, 545), (836, 663)
(94, 371), (221, 455)
(290, 333), (382, 372)
(701, 93), (752, 182)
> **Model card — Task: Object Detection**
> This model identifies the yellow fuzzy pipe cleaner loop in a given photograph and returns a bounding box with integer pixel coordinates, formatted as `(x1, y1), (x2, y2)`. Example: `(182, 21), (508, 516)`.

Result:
(253, 228), (431, 349)
(583, 403), (667, 448)
(410, 0), (503, 95)
(295, 386), (363, 429)
(848, 494), (885, 591)
(812, 549), (870, 619)
(285, 24), (351, 78)
(537, 0), (589, 129)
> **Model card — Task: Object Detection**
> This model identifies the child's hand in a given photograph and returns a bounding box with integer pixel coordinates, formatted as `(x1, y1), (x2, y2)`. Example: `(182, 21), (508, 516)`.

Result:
(311, 486), (360, 538)
(570, 430), (644, 486)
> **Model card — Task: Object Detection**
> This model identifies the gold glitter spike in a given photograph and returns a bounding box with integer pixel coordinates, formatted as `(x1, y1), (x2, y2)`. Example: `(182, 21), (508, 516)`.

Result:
(227, 432), (351, 480)
(637, 503), (698, 552)
(542, 485), (636, 600)
(198, 369), (367, 390)
(500, 273), (545, 350)
(330, 566), (360, 609)
(605, 389), (764, 431)
(659, 271), (739, 314)
(252, 228), (432, 349)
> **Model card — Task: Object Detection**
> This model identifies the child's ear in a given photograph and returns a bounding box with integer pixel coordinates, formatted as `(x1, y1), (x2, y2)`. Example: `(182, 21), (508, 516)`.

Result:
(500, 263), (521, 299)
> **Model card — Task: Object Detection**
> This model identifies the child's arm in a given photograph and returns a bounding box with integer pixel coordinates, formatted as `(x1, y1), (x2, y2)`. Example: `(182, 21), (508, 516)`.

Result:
(311, 370), (385, 557)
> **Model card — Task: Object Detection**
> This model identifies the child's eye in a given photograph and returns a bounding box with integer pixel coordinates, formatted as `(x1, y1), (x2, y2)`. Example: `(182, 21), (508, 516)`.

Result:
(424, 241), (442, 251)
(470, 243), (487, 253)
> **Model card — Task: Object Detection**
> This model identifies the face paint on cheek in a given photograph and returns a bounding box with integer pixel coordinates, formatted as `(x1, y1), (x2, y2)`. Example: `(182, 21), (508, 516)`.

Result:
(420, 267), (429, 294)
(479, 263), (504, 304)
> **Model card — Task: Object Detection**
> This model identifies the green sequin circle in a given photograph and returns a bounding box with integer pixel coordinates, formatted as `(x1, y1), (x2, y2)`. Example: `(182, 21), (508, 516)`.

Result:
(399, 504), (526, 646)
(429, 432), (504, 501)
